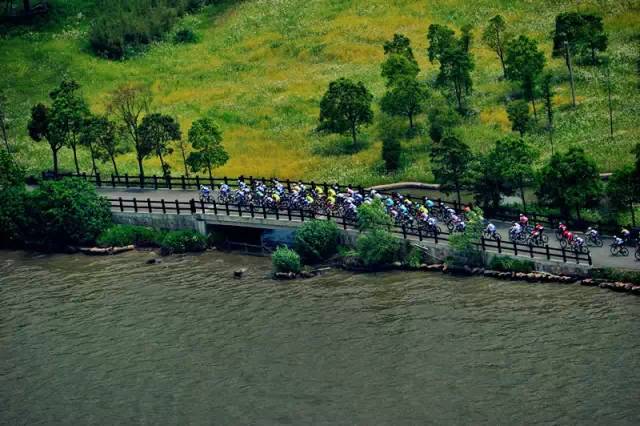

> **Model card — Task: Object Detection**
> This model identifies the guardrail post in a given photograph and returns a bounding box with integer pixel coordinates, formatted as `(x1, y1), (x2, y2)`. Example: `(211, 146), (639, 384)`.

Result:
(182, 176), (186, 190)
(327, 210), (331, 221)
(300, 208), (305, 222)
(119, 197), (123, 212)
(402, 225), (407, 239)
(286, 179), (291, 192)
(111, 174), (116, 188)
(588, 252), (592, 266)
(497, 238), (501, 253)
(250, 204), (255, 218)
(224, 176), (228, 186)
(133, 197), (138, 213)
(546, 245), (550, 260)
(262, 205), (267, 219)
(513, 241), (518, 256)
(275, 207), (279, 220)
(561, 246), (567, 263)
(190, 199), (196, 214)
(529, 243), (534, 258)
(238, 204), (242, 217)
(418, 227), (423, 242)
(225, 202), (230, 216)
(125, 173), (129, 188)
(481, 236), (485, 251)
(287, 207), (292, 221)
(175, 200), (180, 214)
(342, 214), (347, 230)
(167, 175), (172, 190)
(82, 172), (87, 181)
(147, 198), (152, 213)
(434, 230), (438, 244)
(140, 174), (145, 189)
(161, 199), (166, 214)
(200, 200), (206, 214)
(195, 175), (200, 188)
(96, 173), (101, 187)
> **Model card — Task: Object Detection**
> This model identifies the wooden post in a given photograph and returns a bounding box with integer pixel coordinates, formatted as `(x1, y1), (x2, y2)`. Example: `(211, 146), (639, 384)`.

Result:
(161, 199), (166, 214)
(119, 197), (124, 212)
(588, 252), (592, 266)
(513, 241), (518, 256)
(111, 174), (116, 188)
(342, 214), (347, 230)
(133, 198), (138, 213)
(434, 230), (438, 244)
(262, 205), (267, 219)
(153, 175), (158, 190)
(402, 225), (407, 239)
(212, 200), (217, 215)
(250, 204), (255, 218)
(546, 245), (550, 260)
(300, 208), (305, 222)
(225, 202), (230, 216)
(529, 243), (534, 258)
(96, 173), (101, 187)
(147, 198), (152, 213)
(561, 246), (567, 263)
(275, 207), (279, 220)
(190, 199), (196, 214)
(200, 200), (205, 214)
(167, 175), (172, 190)
(238, 204), (242, 217)
(125, 173), (129, 188)
(418, 227), (423, 242)
(195, 175), (200, 189)
(286, 179), (291, 192)
(175, 200), (180, 214)
(481, 236), (485, 251)
(287, 207), (292, 221)
(497, 238), (502, 253)
(182, 176), (186, 190)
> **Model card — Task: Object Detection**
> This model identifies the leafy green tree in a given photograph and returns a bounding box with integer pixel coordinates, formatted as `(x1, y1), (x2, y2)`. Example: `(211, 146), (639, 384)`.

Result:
(356, 229), (401, 268)
(383, 33), (416, 63)
(541, 73), (555, 154)
(482, 14), (510, 78)
(427, 24), (474, 112)
(357, 199), (392, 231)
(25, 178), (112, 248)
(430, 135), (472, 206)
(427, 104), (459, 143)
(506, 100), (530, 137)
(448, 207), (484, 267)
(460, 24), (473, 53)
(108, 83), (152, 178)
(505, 35), (546, 119)
(0, 149), (27, 247)
(536, 147), (603, 219)
(317, 78), (374, 146)
(380, 54), (419, 87)
(139, 113), (181, 177)
(89, 115), (130, 176)
(48, 79), (90, 174)
(380, 77), (429, 129)
(608, 165), (638, 226)
(493, 136), (537, 211)
(28, 103), (63, 175)
(552, 12), (608, 66)
(378, 116), (403, 172)
(294, 220), (341, 262)
(186, 118), (228, 179)
(175, 137), (190, 177)
(470, 151), (510, 212)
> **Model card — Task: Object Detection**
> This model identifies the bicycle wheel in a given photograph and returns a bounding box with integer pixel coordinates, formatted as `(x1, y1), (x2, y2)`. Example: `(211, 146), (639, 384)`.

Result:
(635, 247), (640, 261)
(494, 232), (502, 241)
(447, 222), (454, 232)
(594, 237), (603, 248)
(621, 247), (629, 256)
(555, 230), (563, 240)
(541, 234), (549, 244)
(560, 239), (568, 249)
(610, 245), (619, 256)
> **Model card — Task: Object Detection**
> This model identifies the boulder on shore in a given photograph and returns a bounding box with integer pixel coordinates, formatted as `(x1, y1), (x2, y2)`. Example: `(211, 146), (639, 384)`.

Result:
(274, 272), (297, 280)
(234, 268), (247, 278)
(80, 245), (135, 256)
(146, 258), (162, 265)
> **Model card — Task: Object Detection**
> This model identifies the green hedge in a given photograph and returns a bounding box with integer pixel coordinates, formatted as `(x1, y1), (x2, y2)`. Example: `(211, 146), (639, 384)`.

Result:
(356, 229), (401, 268)
(488, 256), (535, 273)
(591, 268), (640, 285)
(294, 220), (341, 263)
(272, 246), (301, 273)
(97, 225), (160, 247)
(160, 230), (208, 255)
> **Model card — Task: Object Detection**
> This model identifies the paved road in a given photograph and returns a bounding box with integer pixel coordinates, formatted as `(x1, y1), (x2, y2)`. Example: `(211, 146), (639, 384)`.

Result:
(97, 187), (640, 270)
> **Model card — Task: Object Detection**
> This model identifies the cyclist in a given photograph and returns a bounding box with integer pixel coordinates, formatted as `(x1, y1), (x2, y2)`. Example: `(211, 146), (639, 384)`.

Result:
(199, 185), (211, 202)
(573, 236), (586, 251)
(612, 235), (625, 248)
(519, 213), (529, 228)
(485, 222), (497, 236)
(586, 227), (598, 239)
(510, 222), (522, 238)
(621, 228), (631, 243)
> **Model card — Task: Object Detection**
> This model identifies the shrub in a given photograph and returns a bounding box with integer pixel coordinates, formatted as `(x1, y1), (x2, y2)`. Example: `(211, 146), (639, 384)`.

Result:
(294, 220), (341, 262)
(97, 225), (160, 247)
(591, 268), (640, 285)
(356, 229), (401, 268)
(404, 246), (424, 268)
(0, 150), (28, 247)
(272, 246), (301, 273)
(488, 256), (535, 273)
(160, 230), (207, 255)
(174, 28), (199, 43)
(25, 178), (112, 248)
(357, 199), (392, 231)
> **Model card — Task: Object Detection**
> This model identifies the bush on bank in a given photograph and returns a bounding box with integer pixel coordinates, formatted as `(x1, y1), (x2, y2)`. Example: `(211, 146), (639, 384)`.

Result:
(488, 256), (535, 274)
(294, 220), (341, 263)
(272, 246), (302, 274)
(97, 225), (161, 248)
(356, 229), (401, 268)
(160, 230), (208, 255)
(591, 268), (640, 286)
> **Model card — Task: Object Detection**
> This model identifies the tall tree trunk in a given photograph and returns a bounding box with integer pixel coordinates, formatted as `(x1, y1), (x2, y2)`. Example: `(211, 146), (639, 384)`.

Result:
(455, 183), (462, 208)
(408, 113), (414, 129)
(207, 164), (212, 180)
(110, 154), (119, 177)
(1, 122), (9, 153)
(52, 147), (59, 176)
(631, 202), (636, 227)
(180, 144), (189, 177)
(520, 185), (527, 213)
(531, 97), (538, 120)
(137, 155), (145, 179)
(158, 152), (167, 177)
(498, 49), (506, 79)
(565, 42), (576, 107)
(71, 144), (80, 174)
(351, 123), (357, 146)
(89, 143), (98, 176)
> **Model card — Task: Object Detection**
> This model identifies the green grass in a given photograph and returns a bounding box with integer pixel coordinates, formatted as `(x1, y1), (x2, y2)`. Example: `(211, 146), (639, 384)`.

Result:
(1, 0), (639, 185)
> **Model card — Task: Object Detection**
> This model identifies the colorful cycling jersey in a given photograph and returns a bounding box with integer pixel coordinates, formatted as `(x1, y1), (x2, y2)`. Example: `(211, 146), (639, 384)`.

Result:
(328, 188), (336, 197)
(487, 223), (496, 232)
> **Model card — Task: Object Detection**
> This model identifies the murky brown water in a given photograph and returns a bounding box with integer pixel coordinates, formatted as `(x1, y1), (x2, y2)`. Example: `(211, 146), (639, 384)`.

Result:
(1, 250), (639, 424)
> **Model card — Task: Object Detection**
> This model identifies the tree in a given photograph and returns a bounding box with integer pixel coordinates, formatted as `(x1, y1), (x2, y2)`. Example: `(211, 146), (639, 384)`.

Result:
(603, 57), (614, 138)
(139, 113), (181, 177)
(552, 12), (608, 66)
(0, 149), (27, 247)
(470, 150), (510, 213)
(505, 35), (545, 119)
(48, 79), (90, 174)
(380, 54), (419, 87)
(0, 91), (10, 153)
(506, 100), (530, 137)
(427, 24), (474, 112)
(430, 135), (472, 206)
(108, 83), (152, 178)
(493, 136), (537, 211)
(383, 33), (416, 63)
(175, 138), (190, 177)
(536, 147), (603, 219)
(186, 118), (228, 179)
(482, 14), (509, 78)
(378, 116), (403, 172)
(80, 115), (129, 176)
(317, 78), (374, 146)
(380, 77), (429, 129)
(541, 73), (555, 154)
(427, 104), (459, 143)
(608, 165), (638, 227)
(28, 103), (63, 175)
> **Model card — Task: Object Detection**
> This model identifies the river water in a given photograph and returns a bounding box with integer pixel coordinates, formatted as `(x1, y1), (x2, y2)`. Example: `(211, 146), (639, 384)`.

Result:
(1, 250), (639, 425)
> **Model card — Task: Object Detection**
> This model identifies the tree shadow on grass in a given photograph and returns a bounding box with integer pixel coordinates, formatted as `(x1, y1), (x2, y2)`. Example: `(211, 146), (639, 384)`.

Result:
(312, 136), (370, 156)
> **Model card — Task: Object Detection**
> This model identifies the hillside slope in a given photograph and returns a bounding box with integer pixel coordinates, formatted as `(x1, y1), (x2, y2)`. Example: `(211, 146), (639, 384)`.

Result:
(1, 0), (639, 184)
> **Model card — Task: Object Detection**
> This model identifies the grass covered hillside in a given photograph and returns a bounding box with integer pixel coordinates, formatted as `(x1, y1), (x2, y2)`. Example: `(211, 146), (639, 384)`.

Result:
(1, 0), (639, 185)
